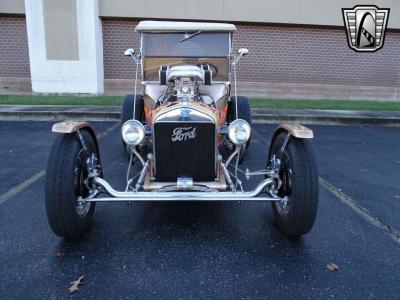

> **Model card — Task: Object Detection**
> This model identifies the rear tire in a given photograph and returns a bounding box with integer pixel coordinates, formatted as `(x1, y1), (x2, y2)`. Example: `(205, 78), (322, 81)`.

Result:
(223, 96), (252, 163)
(227, 96), (252, 149)
(45, 130), (98, 239)
(121, 94), (144, 125)
(121, 94), (146, 159)
(270, 133), (319, 238)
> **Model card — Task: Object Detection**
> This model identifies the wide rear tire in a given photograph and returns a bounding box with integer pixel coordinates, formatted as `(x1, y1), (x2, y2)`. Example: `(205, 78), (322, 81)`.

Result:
(270, 133), (319, 238)
(121, 94), (144, 125)
(228, 96), (252, 149)
(121, 94), (146, 159)
(45, 130), (98, 239)
(223, 96), (252, 164)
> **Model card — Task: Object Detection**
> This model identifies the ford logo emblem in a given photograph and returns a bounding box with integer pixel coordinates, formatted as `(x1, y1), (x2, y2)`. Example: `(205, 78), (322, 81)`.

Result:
(171, 127), (197, 142)
(180, 109), (191, 118)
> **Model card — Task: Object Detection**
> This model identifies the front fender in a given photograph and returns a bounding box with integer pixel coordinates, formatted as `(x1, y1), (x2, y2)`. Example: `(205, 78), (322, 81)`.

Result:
(52, 121), (100, 162)
(267, 124), (313, 160)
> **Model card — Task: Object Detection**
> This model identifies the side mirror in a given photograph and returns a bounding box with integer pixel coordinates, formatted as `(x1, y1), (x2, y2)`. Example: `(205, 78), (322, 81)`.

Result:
(124, 48), (135, 56)
(238, 48), (249, 56)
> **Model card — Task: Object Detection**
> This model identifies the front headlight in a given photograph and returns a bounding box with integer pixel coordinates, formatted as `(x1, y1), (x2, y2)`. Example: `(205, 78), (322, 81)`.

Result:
(228, 119), (251, 145)
(121, 120), (145, 146)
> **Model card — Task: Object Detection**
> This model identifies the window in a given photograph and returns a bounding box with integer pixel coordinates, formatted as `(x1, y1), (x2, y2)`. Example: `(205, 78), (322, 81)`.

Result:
(143, 33), (230, 57)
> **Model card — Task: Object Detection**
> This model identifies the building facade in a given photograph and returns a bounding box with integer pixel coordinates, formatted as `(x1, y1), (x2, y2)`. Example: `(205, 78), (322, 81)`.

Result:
(0, 0), (399, 99)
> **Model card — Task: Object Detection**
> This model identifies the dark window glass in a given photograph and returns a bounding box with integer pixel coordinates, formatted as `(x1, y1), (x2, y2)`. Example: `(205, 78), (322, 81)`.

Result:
(143, 33), (230, 57)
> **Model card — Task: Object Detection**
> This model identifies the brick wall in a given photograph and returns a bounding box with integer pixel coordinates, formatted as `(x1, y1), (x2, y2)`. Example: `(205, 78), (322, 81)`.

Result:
(102, 19), (140, 80)
(102, 18), (400, 88)
(234, 24), (400, 87)
(0, 16), (30, 77)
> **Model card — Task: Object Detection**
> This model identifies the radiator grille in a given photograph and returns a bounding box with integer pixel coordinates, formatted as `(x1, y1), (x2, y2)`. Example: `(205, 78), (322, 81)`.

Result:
(153, 122), (216, 182)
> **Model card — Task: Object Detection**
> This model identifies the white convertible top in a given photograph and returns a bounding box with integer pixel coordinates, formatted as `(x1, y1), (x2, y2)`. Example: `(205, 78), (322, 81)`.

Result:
(136, 20), (236, 33)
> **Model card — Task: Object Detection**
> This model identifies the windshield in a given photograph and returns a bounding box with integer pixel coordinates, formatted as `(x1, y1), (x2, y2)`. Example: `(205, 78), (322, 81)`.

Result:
(143, 32), (230, 57)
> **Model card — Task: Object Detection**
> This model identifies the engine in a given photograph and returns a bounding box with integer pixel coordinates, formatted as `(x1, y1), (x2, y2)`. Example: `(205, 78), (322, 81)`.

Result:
(158, 65), (215, 106)
(152, 64), (218, 182)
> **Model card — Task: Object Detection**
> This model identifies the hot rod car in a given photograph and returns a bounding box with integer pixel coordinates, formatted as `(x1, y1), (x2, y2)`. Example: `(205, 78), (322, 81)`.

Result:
(45, 21), (318, 239)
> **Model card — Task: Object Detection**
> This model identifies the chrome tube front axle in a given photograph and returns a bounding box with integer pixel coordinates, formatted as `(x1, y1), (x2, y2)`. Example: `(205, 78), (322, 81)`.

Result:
(80, 177), (288, 203)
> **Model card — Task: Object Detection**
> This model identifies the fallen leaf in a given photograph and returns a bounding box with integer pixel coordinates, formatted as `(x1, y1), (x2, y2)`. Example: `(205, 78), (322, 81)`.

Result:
(68, 275), (84, 293)
(56, 251), (65, 258)
(326, 263), (339, 272)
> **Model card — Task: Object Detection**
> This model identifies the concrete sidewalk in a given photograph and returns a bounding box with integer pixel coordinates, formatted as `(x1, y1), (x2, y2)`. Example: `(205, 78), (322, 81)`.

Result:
(1, 104), (400, 126)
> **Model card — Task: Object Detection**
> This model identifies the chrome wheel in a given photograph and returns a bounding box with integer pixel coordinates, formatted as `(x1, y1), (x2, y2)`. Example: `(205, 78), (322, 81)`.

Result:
(74, 149), (92, 217)
(275, 151), (292, 217)
(76, 197), (91, 217)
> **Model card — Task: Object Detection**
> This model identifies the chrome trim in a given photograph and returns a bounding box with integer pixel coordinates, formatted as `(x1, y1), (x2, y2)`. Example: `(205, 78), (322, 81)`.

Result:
(87, 177), (287, 202)
(152, 104), (218, 178)
(177, 177), (194, 189)
(166, 65), (205, 82)
(85, 196), (282, 202)
(155, 184), (215, 193)
(143, 80), (229, 84)
(140, 33), (144, 81)
(153, 104), (217, 123)
(143, 171), (227, 191)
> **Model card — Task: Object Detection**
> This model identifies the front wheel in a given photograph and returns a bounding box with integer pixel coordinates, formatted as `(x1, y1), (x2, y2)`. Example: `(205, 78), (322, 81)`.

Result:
(270, 133), (319, 238)
(45, 130), (99, 239)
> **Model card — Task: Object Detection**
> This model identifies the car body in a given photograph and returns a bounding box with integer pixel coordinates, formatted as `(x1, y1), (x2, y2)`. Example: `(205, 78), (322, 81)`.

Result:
(45, 21), (319, 239)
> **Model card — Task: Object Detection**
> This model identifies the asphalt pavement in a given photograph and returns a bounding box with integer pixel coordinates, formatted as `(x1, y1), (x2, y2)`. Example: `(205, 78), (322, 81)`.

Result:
(0, 121), (399, 299)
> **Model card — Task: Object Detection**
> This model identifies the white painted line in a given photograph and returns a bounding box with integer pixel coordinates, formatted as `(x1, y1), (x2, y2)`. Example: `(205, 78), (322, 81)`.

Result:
(251, 129), (270, 146)
(0, 122), (119, 205)
(96, 122), (120, 140)
(319, 177), (400, 245)
(0, 170), (46, 205)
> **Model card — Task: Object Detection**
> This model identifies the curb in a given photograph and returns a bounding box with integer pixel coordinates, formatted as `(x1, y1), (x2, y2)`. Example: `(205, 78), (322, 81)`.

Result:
(0, 111), (120, 122)
(252, 113), (400, 126)
(1, 108), (400, 126)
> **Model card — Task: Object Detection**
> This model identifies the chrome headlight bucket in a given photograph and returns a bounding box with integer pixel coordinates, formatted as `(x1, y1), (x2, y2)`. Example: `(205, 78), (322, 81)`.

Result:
(228, 119), (251, 145)
(121, 120), (145, 146)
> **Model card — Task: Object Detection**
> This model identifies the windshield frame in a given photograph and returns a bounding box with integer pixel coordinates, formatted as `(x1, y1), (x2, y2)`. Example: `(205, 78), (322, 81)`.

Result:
(139, 32), (233, 83)
(142, 32), (232, 58)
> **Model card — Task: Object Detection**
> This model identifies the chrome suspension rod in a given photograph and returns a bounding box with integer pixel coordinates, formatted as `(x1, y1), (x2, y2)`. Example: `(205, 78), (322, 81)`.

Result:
(88, 177), (287, 202)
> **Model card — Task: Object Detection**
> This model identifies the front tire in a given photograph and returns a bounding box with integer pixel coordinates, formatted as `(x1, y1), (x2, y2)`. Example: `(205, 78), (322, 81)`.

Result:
(45, 130), (99, 239)
(270, 133), (319, 238)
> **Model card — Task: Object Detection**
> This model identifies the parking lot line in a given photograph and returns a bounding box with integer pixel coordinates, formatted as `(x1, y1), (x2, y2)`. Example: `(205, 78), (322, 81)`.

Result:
(0, 122), (119, 206)
(0, 170), (45, 205)
(319, 178), (400, 245)
(96, 122), (120, 139)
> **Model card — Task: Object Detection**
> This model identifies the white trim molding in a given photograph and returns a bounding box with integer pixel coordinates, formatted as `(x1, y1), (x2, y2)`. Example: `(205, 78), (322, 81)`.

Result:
(25, 0), (104, 94)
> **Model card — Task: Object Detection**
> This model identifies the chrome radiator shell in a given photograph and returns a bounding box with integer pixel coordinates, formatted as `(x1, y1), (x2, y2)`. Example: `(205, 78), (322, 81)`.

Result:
(152, 103), (218, 182)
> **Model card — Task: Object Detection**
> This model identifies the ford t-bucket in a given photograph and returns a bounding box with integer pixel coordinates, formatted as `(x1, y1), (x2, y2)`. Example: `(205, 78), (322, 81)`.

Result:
(45, 21), (319, 239)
